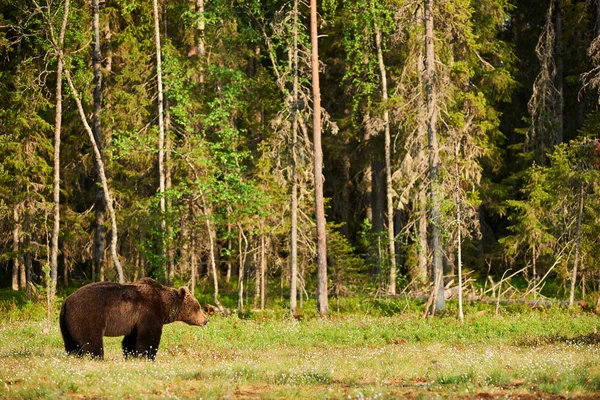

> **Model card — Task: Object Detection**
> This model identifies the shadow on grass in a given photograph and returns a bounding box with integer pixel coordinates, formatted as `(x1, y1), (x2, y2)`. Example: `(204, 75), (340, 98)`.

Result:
(516, 332), (600, 346)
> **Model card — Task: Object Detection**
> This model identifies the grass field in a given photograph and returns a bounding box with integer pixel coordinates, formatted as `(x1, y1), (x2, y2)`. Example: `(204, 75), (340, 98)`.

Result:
(1, 295), (600, 399)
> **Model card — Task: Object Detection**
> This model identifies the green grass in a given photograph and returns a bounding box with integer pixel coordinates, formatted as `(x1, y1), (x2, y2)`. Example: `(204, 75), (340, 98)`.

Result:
(1, 293), (600, 398)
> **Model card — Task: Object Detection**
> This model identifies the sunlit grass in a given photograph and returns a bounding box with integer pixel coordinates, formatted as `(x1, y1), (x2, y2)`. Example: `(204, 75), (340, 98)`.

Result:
(1, 297), (599, 398)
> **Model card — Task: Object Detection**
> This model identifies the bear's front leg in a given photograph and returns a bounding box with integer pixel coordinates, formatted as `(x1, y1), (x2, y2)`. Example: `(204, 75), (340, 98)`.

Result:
(122, 327), (138, 358)
(134, 323), (163, 360)
(80, 335), (104, 359)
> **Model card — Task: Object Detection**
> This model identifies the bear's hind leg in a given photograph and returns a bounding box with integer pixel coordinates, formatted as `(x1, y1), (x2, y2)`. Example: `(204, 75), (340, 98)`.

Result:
(122, 327), (137, 358)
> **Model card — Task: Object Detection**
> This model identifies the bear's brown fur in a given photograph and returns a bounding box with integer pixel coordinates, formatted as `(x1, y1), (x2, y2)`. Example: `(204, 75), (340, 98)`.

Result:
(59, 277), (208, 360)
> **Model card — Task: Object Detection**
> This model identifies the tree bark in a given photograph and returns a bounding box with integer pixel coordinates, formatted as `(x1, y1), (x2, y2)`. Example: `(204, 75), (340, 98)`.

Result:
(455, 144), (464, 323)
(290, 0), (299, 315)
(65, 67), (123, 282)
(153, 0), (168, 283)
(373, 3), (396, 295)
(310, 0), (328, 316)
(237, 225), (247, 315)
(92, 0), (105, 284)
(554, 0), (563, 145)
(188, 203), (197, 296)
(12, 206), (20, 291)
(424, 0), (445, 313)
(596, 0), (600, 37)
(569, 183), (585, 307)
(260, 234), (267, 310)
(50, 0), (70, 298)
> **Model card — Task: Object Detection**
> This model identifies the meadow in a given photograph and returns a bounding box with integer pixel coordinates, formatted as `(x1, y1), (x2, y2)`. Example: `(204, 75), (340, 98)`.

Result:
(1, 293), (600, 399)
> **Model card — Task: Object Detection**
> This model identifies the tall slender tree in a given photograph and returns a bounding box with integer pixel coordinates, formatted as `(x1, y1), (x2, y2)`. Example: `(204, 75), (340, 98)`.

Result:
(424, 0), (445, 313)
(310, 0), (328, 316)
(91, 0), (105, 282)
(372, 0), (396, 295)
(290, 0), (300, 315)
(152, 0), (168, 283)
(50, 0), (70, 297)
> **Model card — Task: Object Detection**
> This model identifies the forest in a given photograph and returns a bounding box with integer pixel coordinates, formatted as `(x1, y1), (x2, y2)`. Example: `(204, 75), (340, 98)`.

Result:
(1, 0), (600, 316)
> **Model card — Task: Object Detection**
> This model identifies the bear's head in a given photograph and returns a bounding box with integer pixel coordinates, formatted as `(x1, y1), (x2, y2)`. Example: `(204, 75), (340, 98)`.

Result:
(177, 287), (209, 326)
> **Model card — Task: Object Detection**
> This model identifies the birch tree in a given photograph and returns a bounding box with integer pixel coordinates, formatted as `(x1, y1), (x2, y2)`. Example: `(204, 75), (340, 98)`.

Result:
(50, 0), (70, 298)
(152, 0), (168, 283)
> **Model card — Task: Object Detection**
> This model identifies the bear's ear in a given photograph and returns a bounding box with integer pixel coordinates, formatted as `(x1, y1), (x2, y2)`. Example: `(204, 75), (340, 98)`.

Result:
(178, 287), (189, 297)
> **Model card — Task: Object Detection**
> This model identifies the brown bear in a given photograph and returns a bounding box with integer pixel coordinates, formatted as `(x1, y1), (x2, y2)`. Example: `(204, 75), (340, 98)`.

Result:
(59, 277), (208, 360)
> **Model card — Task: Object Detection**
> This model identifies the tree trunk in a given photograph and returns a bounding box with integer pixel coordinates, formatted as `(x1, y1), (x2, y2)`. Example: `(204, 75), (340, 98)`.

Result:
(226, 225), (232, 283)
(417, 191), (429, 286)
(455, 145), (464, 323)
(373, 4), (396, 295)
(596, 0), (600, 37)
(416, 18), (429, 288)
(62, 66), (124, 282)
(189, 205), (197, 295)
(554, 0), (563, 145)
(153, 0), (168, 284)
(424, 0), (445, 313)
(50, 0), (70, 298)
(310, 0), (329, 316)
(290, 0), (299, 315)
(12, 206), (20, 291)
(197, 0), (205, 82)
(569, 183), (585, 307)
(92, 0), (106, 284)
(531, 238), (538, 298)
(199, 198), (223, 312)
(237, 226), (247, 315)
(260, 234), (267, 310)
(24, 193), (33, 300)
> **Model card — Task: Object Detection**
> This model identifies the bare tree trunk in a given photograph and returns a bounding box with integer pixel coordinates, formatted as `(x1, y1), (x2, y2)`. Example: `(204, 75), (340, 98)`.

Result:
(254, 238), (260, 307)
(373, 4), (396, 295)
(310, 0), (328, 316)
(260, 234), (267, 310)
(63, 252), (69, 288)
(18, 205), (25, 288)
(417, 191), (429, 285)
(454, 145), (464, 323)
(24, 192), (33, 300)
(152, 0), (168, 284)
(424, 0), (445, 313)
(92, 0), (105, 284)
(237, 225), (247, 315)
(531, 241), (538, 298)
(554, 0), (563, 145)
(596, 0), (600, 37)
(290, 0), (299, 315)
(50, 0), (70, 298)
(226, 225), (232, 283)
(416, 21), (429, 288)
(197, 0), (205, 82)
(163, 7), (175, 286)
(198, 198), (223, 312)
(189, 203), (197, 295)
(12, 206), (20, 291)
(569, 183), (585, 306)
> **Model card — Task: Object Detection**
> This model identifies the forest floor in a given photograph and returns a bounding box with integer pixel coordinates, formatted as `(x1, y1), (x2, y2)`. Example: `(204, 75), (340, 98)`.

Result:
(1, 294), (600, 399)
